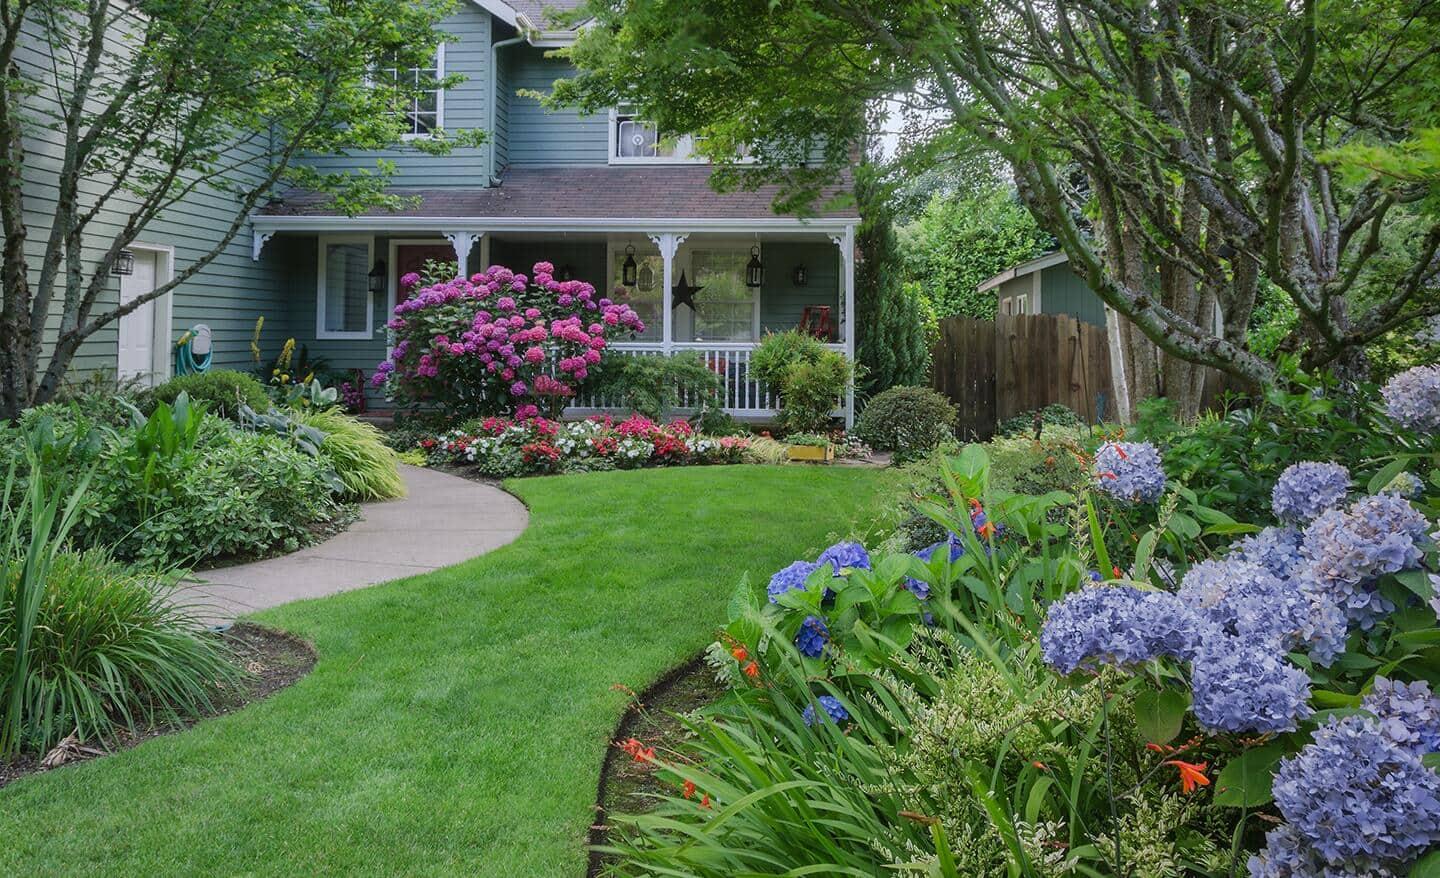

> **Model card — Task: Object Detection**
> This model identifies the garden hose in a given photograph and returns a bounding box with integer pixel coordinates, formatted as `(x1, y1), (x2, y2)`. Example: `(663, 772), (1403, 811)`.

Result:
(174, 324), (213, 376)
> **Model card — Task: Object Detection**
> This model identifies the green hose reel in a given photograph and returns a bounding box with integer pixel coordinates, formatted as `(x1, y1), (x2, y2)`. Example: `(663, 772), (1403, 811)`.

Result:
(174, 324), (213, 376)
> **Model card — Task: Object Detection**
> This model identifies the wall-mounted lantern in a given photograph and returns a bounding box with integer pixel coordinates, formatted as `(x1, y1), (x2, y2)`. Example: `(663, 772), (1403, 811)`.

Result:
(111, 249), (135, 276)
(792, 264), (808, 287)
(368, 259), (387, 294)
(745, 245), (764, 288)
(622, 244), (638, 287)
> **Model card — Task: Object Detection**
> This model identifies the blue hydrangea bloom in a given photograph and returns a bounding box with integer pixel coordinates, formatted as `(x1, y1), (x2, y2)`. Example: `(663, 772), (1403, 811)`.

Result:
(1234, 526), (1305, 580)
(1272, 461), (1351, 524)
(905, 535), (965, 599)
(1382, 364), (1440, 433)
(1093, 441), (1167, 503)
(767, 560), (821, 603)
(1363, 677), (1440, 757)
(1268, 715), (1440, 868)
(1040, 586), (1200, 674)
(1248, 823), (1392, 878)
(816, 541), (870, 576)
(801, 695), (849, 726)
(1191, 635), (1313, 734)
(1178, 557), (1347, 666)
(1302, 494), (1430, 628)
(794, 615), (830, 658)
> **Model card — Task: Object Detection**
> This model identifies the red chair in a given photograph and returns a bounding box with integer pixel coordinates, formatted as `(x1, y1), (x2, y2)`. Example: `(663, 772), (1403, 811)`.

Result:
(799, 305), (833, 340)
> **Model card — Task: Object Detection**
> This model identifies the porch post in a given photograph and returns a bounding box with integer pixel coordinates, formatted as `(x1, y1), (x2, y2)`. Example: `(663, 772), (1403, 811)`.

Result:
(832, 226), (857, 428)
(442, 230), (483, 279)
(648, 232), (688, 354)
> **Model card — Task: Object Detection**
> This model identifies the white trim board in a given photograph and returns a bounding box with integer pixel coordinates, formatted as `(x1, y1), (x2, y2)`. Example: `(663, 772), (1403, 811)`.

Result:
(117, 242), (176, 385)
(253, 215), (859, 237)
(977, 250), (1070, 294)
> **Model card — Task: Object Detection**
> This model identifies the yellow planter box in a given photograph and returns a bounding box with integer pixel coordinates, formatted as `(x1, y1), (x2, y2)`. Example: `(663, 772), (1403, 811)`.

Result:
(787, 444), (834, 462)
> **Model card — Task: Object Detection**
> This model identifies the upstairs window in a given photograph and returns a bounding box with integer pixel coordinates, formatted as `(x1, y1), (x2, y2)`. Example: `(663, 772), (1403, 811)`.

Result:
(611, 111), (696, 162)
(376, 46), (445, 138)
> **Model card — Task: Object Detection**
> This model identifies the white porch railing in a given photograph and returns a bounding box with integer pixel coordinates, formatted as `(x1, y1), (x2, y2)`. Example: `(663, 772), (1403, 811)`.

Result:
(570, 341), (847, 419)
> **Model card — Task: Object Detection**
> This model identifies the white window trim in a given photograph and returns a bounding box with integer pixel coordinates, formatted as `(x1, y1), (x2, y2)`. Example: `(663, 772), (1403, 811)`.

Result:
(606, 108), (757, 166)
(316, 234), (376, 340)
(391, 44), (445, 141)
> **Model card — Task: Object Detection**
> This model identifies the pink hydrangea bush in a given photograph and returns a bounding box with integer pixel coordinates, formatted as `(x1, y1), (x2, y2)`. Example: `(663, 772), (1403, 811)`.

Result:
(374, 262), (645, 417)
(418, 414), (750, 477)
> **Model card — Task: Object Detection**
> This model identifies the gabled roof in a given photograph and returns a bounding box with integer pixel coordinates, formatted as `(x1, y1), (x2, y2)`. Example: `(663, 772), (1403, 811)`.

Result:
(472, 0), (587, 40)
(977, 251), (1070, 293)
(259, 166), (858, 223)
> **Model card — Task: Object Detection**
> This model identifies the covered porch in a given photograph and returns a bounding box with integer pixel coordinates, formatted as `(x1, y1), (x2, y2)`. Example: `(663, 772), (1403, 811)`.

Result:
(249, 216), (857, 423)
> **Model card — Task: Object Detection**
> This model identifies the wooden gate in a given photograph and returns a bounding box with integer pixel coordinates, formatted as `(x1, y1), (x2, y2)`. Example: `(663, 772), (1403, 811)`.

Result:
(930, 314), (1115, 439)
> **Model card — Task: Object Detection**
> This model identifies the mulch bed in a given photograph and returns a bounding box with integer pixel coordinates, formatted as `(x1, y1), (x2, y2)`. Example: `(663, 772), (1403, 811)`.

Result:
(588, 653), (727, 877)
(0, 622), (316, 790)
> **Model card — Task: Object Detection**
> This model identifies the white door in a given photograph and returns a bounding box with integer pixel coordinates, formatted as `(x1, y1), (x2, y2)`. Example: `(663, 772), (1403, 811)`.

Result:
(117, 250), (160, 384)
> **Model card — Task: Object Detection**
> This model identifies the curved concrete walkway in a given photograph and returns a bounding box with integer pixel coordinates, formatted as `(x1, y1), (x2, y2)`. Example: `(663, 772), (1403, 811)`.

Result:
(189, 465), (528, 621)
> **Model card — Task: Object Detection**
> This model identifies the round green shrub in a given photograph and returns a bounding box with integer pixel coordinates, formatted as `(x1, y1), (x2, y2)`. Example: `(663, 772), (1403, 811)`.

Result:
(854, 385), (957, 460)
(140, 370), (271, 421)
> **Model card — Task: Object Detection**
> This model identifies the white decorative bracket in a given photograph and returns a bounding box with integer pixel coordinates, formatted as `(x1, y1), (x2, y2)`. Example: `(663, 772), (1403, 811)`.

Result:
(442, 230), (483, 278)
(647, 232), (689, 262)
(252, 230), (274, 261)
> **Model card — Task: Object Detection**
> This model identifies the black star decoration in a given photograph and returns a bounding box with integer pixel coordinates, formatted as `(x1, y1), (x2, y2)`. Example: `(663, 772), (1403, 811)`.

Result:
(671, 271), (705, 310)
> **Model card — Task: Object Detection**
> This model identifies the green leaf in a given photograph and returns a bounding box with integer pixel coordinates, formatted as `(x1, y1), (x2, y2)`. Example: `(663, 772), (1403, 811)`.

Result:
(1213, 744), (1287, 808)
(1395, 569), (1436, 601)
(1409, 849), (1440, 877)
(1134, 688), (1189, 745)
(726, 575), (757, 623)
(1168, 512), (1201, 539)
(1367, 457), (1410, 494)
(1423, 753), (1440, 771)
(1310, 689), (1362, 709)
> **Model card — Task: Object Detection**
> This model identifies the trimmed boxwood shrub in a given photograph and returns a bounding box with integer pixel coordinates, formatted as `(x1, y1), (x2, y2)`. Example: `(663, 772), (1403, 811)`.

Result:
(853, 385), (957, 461)
(140, 370), (271, 421)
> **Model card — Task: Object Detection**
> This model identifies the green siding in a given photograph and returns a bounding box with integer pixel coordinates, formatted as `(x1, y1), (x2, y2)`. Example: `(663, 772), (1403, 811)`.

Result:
(759, 242), (840, 336)
(8, 12), (285, 386)
(505, 46), (610, 168)
(489, 240), (608, 288)
(1040, 265), (1107, 327)
(296, 6), (495, 186)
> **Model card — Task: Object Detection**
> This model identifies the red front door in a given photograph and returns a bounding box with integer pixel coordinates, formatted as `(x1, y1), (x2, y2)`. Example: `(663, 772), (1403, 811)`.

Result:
(394, 244), (461, 299)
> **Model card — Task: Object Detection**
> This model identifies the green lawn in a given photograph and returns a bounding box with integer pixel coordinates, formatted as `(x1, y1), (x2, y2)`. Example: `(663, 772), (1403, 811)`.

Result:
(0, 465), (892, 877)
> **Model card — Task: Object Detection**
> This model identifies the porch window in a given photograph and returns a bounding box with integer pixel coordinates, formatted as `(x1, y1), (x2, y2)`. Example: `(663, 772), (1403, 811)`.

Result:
(376, 46), (444, 138)
(610, 249), (663, 341)
(687, 249), (758, 343)
(317, 236), (374, 340)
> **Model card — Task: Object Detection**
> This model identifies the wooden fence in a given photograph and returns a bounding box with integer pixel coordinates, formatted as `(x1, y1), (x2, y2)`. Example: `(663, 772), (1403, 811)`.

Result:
(930, 314), (1116, 439)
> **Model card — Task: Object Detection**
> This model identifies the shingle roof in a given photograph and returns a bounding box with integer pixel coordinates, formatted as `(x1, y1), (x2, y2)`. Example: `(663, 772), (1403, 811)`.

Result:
(506, 0), (587, 28)
(259, 166), (858, 221)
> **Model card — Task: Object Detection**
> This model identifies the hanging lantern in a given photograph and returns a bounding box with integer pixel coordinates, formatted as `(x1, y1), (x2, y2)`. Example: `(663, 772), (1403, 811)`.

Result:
(558, 264), (575, 282)
(368, 259), (387, 294)
(745, 244), (763, 288)
(111, 249), (135, 276)
(792, 264), (808, 286)
(621, 244), (638, 287)
(637, 261), (656, 291)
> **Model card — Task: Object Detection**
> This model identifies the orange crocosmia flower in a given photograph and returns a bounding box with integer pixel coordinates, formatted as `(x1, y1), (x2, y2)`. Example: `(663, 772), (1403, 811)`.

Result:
(1113, 445), (1130, 460)
(1145, 742), (1168, 753)
(700, 794), (712, 809)
(742, 661), (760, 678)
(682, 779), (696, 799)
(730, 645), (749, 661)
(1031, 761), (1048, 770)
(1164, 760), (1210, 794)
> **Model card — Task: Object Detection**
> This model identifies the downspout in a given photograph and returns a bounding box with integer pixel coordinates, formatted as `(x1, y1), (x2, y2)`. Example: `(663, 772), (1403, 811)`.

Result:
(488, 33), (527, 185)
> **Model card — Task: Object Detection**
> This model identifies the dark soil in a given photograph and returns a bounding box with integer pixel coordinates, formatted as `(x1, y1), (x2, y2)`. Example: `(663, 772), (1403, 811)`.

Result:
(588, 654), (728, 877)
(0, 622), (316, 790)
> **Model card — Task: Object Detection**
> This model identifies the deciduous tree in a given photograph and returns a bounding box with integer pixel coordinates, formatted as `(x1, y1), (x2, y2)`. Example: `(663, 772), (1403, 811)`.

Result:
(0, 0), (481, 419)
(555, 0), (1440, 416)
